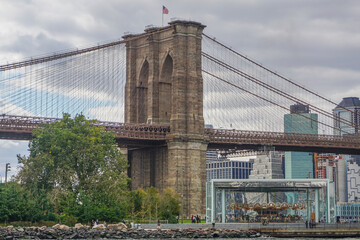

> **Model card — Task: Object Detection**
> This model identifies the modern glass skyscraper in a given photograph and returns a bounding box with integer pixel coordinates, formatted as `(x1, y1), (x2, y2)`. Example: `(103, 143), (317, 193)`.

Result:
(284, 104), (318, 179)
(333, 97), (360, 136)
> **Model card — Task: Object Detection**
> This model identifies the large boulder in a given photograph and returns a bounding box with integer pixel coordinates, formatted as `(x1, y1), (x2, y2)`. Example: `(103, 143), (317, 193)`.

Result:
(92, 224), (106, 230)
(52, 224), (60, 229)
(107, 223), (127, 231)
(39, 226), (47, 231)
(74, 223), (83, 229)
(52, 224), (70, 230)
(60, 225), (70, 230)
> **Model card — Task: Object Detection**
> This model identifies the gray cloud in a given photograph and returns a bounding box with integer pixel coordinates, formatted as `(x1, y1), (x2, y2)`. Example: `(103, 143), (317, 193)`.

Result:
(1, 33), (73, 57)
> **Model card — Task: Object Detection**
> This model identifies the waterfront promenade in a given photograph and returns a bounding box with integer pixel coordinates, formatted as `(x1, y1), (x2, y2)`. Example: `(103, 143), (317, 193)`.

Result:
(141, 222), (360, 230)
(140, 223), (360, 238)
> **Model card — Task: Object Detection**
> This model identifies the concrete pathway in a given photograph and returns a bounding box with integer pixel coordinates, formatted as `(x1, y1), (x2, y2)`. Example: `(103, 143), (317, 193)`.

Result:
(139, 222), (360, 230)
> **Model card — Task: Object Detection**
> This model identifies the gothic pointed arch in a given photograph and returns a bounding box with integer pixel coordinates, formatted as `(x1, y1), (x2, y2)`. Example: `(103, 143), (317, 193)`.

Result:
(137, 60), (149, 123)
(159, 54), (173, 123)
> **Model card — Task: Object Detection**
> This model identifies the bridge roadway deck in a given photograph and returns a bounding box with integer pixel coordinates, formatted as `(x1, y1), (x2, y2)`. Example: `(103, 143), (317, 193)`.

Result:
(0, 115), (360, 154)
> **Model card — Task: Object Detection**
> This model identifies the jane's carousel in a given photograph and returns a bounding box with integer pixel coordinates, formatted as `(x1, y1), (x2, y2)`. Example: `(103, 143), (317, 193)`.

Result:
(229, 202), (306, 223)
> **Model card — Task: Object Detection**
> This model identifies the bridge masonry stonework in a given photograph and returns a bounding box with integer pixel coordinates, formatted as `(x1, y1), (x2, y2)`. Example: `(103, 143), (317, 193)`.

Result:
(123, 20), (208, 217)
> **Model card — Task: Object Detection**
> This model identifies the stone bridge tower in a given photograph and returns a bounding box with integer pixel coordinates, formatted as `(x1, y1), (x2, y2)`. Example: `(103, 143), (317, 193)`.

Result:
(123, 20), (207, 217)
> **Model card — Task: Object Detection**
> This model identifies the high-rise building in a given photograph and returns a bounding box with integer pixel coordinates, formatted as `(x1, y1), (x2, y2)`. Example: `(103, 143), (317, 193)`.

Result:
(205, 146), (254, 181)
(284, 104), (318, 179)
(249, 151), (284, 179)
(337, 154), (347, 202)
(206, 150), (218, 162)
(206, 159), (254, 181)
(333, 97), (360, 136)
(314, 153), (337, 180)
(347, 158), (360, 202)
(333, 97), (360, 203)
(336, 154), (360, 203)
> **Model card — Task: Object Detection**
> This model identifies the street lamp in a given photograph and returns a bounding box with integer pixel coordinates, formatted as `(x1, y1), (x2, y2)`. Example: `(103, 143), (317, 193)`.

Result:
(5, 163), (11, 184)
(181, 166), (185, 223)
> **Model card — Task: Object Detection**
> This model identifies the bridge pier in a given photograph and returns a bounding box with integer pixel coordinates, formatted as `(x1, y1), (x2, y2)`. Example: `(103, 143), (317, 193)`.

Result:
(167, 139), (208, 218)
(129, 147), (168, 190)
(128, 139), (207, 218)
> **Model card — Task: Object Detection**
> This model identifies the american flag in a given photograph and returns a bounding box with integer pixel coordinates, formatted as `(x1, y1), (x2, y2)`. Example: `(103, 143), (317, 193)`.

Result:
(163, 6), (169, 14)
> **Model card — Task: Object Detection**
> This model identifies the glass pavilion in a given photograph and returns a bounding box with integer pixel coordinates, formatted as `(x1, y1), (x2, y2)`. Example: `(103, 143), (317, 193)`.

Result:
(206, 179), (335, 223)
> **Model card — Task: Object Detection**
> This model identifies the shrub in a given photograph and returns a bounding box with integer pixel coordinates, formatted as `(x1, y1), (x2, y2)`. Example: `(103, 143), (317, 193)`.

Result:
(60, 214), (78, 227)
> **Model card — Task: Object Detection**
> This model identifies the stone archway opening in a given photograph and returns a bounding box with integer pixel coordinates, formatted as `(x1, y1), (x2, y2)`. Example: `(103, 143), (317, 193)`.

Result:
(159, 54), (173, 123)
(137, 60), (149, 123)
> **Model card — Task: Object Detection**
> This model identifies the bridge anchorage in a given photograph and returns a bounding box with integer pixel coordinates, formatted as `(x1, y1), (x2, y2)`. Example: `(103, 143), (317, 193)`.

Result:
(1, 19), (360, 218)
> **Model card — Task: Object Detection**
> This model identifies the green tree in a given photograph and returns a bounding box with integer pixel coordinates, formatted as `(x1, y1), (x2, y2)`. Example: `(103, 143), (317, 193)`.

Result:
(0, 183), (45, 223)
(135, 188), (147, 221)
(143, 187), (160, 220)
(159, 187), (180, 222)
(16, 113), (129, 221)
(127, 189), (145, 220)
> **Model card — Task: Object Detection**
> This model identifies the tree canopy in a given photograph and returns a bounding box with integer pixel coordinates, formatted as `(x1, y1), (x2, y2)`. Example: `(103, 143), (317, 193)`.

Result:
(17, 114), (129, 212)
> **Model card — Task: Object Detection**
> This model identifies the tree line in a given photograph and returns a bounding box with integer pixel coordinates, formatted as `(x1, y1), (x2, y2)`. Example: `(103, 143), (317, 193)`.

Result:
(0, 114), (180, 226)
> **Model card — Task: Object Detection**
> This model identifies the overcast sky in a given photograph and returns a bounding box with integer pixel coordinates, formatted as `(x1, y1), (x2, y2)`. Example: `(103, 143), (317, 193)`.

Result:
(1, 0), (360, 181)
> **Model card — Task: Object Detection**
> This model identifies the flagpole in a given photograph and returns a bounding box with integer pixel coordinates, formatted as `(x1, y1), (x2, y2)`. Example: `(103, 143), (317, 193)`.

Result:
(162, 6), (168, 26)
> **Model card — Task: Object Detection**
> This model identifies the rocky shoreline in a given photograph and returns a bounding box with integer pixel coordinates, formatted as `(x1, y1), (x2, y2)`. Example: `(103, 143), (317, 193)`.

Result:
(0, 225), (261, 239)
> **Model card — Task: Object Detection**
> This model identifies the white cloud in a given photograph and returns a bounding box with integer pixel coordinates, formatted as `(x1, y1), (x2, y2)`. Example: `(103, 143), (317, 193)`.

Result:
(0, 139), (29, 183)
(87, 105), (125, 122)
(0, 140), (20, 149)
(0, 98), (34, 116)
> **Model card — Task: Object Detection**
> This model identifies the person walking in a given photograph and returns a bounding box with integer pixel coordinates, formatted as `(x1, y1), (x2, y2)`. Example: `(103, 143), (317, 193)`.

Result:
(91, 219), (95, 228)
(157, 219), (161, 230)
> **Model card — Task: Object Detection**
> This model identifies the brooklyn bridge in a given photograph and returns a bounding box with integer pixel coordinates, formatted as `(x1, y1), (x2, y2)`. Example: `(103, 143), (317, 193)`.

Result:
(1, 20), (359, 217)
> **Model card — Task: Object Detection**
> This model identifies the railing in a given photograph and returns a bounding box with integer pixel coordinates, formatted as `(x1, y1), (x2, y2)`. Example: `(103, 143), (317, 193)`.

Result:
(205, 128), (360, 149)
(0, 114), (169, 140)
